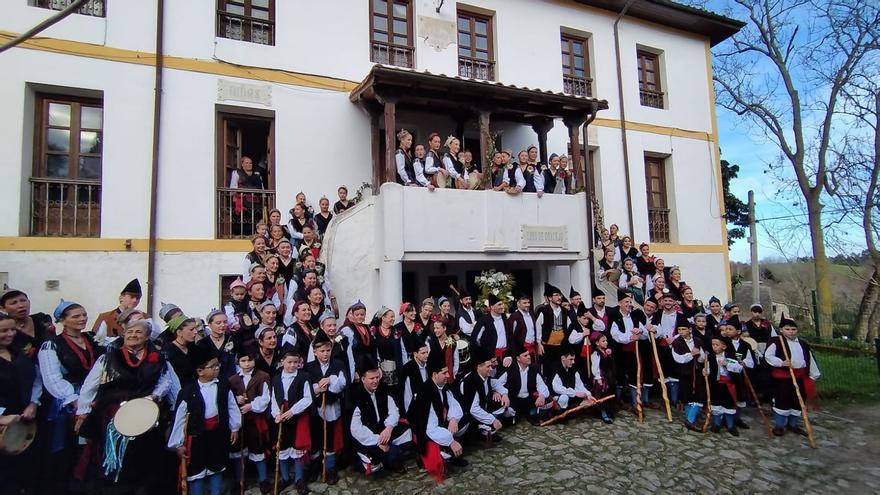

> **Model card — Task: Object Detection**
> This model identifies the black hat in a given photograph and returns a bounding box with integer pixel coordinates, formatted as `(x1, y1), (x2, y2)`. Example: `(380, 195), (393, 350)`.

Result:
(675, 313), (691, 329)
(509, 340), (529, 359)
(190, 344), (218, 369)
(357, 355), (379, 376)
(570, 287), (580, 298)
(458, 288), (470, 299)
(576, 302), (589, 317)
(488, 293), (501, 306)
(617, 288), (633, 301)
(470, 345), (493, 366)
(724, 315), (742, 331)
(121, 279), (142, 297)
(544, 282), (561, 297)
(426, 350), (447, 375)
(778, 313), (797, 329)
(561, 295), (569, 304)
(312, 330), (332, 348)
(514, 290), (530, 302)
(559, 341), (576, 357)
(403, 332), (427, 355)
(591, 284), (605, 299)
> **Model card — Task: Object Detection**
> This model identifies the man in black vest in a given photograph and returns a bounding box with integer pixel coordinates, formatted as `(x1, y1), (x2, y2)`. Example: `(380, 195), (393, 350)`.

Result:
(535, 283), (569, 375)
(473, 294), (513, 365)
(349, 356), (411, 477)
(304, 333), (347, 485)
(508, 292), (538, 361)
(609, 290), (653, 412)
(398, 341), (430, 417)
(497, 342), (551, 425)
(763, 315), (820, 436)
(455, 288), (480, 339)
(459, 346), (509, 442)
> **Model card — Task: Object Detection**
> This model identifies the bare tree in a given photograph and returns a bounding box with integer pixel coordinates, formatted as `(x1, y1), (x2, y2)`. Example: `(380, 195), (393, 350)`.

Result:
(713, 0), (880, 337)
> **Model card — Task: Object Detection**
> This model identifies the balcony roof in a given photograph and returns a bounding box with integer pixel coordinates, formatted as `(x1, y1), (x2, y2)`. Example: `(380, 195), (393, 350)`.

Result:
(350, 65), (609, 123)
(574, 0), (745, 46)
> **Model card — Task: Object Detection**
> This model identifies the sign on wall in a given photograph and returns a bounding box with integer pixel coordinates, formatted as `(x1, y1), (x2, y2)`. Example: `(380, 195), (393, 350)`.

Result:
(521, 225), (568, 250)
(217, 80), (272, 107)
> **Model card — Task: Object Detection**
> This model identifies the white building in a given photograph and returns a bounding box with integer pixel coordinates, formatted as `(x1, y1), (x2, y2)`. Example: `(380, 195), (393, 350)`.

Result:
(0, 0), (742, 318)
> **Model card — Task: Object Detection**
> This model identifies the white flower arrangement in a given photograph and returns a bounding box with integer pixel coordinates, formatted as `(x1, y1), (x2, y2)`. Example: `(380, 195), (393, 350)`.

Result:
(474, 269), (516, 312)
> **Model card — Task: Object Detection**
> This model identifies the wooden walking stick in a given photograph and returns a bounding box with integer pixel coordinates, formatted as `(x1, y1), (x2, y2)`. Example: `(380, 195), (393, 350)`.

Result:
(647, 330), (673, 422)
(540, 395), (615, 426)
(634, 339), (644, 422)
(779, 338), (817, 448)
(701, 360), (712, 433)
(737, 359), (774, 438)
(321, 393), (328, 483)
(273, 405), (286, 495)
(179, 413), (189, 495)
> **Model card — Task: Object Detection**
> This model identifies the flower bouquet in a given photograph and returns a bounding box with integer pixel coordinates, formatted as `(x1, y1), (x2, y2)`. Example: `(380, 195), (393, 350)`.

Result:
(474, 269), (516, 313)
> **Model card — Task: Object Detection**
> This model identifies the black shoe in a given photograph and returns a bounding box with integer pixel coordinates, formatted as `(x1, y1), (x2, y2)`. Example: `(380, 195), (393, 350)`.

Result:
(295, 479), (310, 494)
(325, 469), (339, 485)
(788, 425), (809, 436)
(772, 427), (786, 436)
(527, 415), (541, 426)
(710, 425), (721, 433)
(684, 421), (701, 432)
(449, 456), (469, 467)
(735, 418), (750, 429)
(388, 461), (406, 474)
(727, 427), (740, 437)
(259, 480), (272, 495)
(489, 432), (503, 443)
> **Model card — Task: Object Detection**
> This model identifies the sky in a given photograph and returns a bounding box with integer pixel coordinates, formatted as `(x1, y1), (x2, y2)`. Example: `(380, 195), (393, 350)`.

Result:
(699, 0), (868, 263)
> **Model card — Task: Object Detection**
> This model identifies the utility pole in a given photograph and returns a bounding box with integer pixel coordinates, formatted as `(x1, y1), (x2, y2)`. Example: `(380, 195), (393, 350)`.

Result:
(748, 191), (760, 306)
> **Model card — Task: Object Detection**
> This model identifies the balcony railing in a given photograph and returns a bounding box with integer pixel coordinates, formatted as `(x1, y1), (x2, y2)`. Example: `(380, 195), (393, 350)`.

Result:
(458, 57), (495, 81)
(35, 0), (105, 17)
(648, 207), (670, 243)
(217, 11), (274, 45)
(640, 88), (665, 109)
(217, 187), (275, 239)
(371, 41), (414, 68)
(30, 177), (101, 237)
(563, 75), (593, 98)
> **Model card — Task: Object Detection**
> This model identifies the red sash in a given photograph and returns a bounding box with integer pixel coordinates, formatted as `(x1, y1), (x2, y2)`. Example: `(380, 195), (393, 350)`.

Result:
(718, 375), (738, 404)
(421, 440), (446, 484)
(622, 342), (636, 352)
(771, 367), (817, 400)
(524, 342), (536, 360)
(294, 414), (311, 451)
(494, 348), (507, 361)
(332, 420), (344, 455)
(204, 416), (220, 431)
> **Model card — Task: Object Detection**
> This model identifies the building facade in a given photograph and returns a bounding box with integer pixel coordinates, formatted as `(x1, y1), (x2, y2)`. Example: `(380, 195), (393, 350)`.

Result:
(0, 0), (741, 317)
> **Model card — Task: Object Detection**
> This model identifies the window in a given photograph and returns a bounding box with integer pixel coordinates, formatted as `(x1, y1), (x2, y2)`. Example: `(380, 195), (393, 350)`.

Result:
(217, 111), (275, 239)
(457, 10), (495, 80)
(637, 50), (664, 108)
(561, 34), (591, 97)
(31, 95), (103, 237)
(370, 0), (413, 68)
(644, 156), (670, 243)
(217, 0), (275, 45)
(31, 0), (105, 17)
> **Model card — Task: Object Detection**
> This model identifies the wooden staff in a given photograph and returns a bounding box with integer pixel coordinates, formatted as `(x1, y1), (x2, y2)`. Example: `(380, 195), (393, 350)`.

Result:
(778, 338), (817, 448)
(321, 393), (328, 482)
(448, 284), (461, 297)
(647, 330), (673, 422)
(179, 413), (189, 495)
(540, 395), (615, 426)
(273, 405), (286, 495)
(737, 358), (774, 438)
(702, 360), (712, 433)
(239, 415), (246, 495)
(634, 339), (644, 422)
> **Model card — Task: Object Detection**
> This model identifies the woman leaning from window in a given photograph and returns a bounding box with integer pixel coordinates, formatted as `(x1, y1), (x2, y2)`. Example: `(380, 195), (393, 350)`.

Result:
(423, 132), (450, 188)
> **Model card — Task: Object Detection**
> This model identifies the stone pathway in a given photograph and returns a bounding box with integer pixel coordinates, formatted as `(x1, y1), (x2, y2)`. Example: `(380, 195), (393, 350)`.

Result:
(255, 405), (880, 494)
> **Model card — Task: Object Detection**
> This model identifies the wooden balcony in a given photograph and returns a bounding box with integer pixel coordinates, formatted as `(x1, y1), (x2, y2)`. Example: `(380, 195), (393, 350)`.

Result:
(30, 177), (101, 237)
(217, 10), (274, 45)
(36, 0), (104, 17)
(648, 207), (670, 243)
(458, 57), (495, 81)
(563, 75), (593, 98)
(371, 41), (414, 68)
(640, 88), (665, 109)
(217, 187), (275, 239)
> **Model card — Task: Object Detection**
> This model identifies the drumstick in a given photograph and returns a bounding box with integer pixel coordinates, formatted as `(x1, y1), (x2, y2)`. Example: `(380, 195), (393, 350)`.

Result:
(273, 405), (285, 495)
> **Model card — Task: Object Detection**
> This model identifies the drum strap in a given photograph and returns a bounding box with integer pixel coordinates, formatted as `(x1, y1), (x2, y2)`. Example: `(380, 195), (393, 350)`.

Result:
(102, 422), (132, 482)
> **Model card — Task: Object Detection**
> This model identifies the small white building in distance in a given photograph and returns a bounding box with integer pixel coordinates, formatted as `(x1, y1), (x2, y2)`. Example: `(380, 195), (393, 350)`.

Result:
(0, 0), (742, 318)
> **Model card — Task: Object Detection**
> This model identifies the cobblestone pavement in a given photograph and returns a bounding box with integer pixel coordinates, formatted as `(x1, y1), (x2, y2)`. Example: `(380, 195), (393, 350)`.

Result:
(255, 405), (880, 495)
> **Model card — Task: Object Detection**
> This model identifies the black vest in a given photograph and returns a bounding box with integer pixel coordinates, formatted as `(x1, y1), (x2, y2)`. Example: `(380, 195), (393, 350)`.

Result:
(396, 149), (415, 185)
(271, 371), (311, 410)
(443, 152), (464, 176)
(772, 337), (812, 369)
(503, 364), (540, 398)
(552, 365), (580, 390)
(537, 305), (569, 344)
(491, 167), (505, 187)
(176, 380), (231, 436)
(426, 150), (442, 176)
(542, 169), (557, 193)
(671, 335), (703, 377)
(304, 359), (344, 406)
(47, 332), (102, 387)
(351, 384), (391, 433)
(460, 371), (491, 413)
(522, 168), (537, 192)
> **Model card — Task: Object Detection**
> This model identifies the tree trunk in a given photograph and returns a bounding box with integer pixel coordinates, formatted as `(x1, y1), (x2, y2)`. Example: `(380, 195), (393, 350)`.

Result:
(806, 199), (834, 338)
(868, 297), (880, 342)
(855, 267), (880, 342)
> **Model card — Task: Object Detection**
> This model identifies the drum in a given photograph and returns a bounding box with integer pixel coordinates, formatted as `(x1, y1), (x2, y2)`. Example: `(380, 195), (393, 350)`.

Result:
(0, 419), (36, 455)
(113, 398), (159, 437)
(455, 339), (471, 365)
(380, 359), (398, 387)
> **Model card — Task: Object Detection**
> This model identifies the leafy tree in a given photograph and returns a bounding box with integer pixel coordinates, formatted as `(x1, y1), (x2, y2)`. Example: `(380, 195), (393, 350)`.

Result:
(721, 159), (749, 247)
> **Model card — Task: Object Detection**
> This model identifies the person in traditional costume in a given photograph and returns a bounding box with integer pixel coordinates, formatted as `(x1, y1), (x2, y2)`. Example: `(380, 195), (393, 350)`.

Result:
(744, 303), (774, 348)
(38, 300), (104, 492)
(304, 333), (347, 485)
(417, 298), (434, 330)
(508, 293), (538, 361)
(541, 153), (568, 194)
(598, 248), (621, 284)
(270, 349), (313, 494)
(680, 286), (703, 320)
(75, 320), (178, 493)
(707, 337), (743, 436)
(91, 278), (142, 344)
(168, 346), (241, 495)
(549, 344), (595, 413)
(395, 129), (426, 187)
(720, 315), (754, 429)
(164, 316), (200, 387)
(487, 151), (509, 192)
(455, 289), (479, 338)
(282, 300), (316, 359)
(501, 150), (526, 194)
(497, 341), (551, 425)
(412, 144), (434, 190)
(423, 132), (450, 188)
(307, 312), (355, 383)
(442, 136), (469, 189)
(671, 316), (706, 431)
(349, 355), (411, 477)
(764, 314), (820, 436)
(197, 309), (237, 380)
(409, 351), (468, 482)
(437, 296), (460, 337)
(372, 307), (404, 389)
(535, 283), (569, 374)
(0, 314), (43, 495)
(692, 312), (712, 352)
(397, 302), (426, 361)
(339, 300), (375, 377)
(459, 346), (509, 441)
(398, 341), (429, 417)
(0, 288), (54, 363)
(314, 197), (333, 237)
(646, 293), (679, 405)
(263, 254), (287, 317)
(567, 287), (584, 323)
(473, 294), (513, 364)
(242, 237), (268, 283)
(229, 348), (273, 494)
(229, 155), (264, 236)
(587, 285), (612, 333)
(609, 289), (653, 410)
(276, 239), (297, 284)
(666, 268), (686, 303)
(426, 318), (460, 384)
(332, 186), (352, 214)
(704, 296), (725, 338)
(618, 258), (645, 304)
(590, 332), (616, 424)
(516, 150), (543, 194)
(567, 302), (601, 380)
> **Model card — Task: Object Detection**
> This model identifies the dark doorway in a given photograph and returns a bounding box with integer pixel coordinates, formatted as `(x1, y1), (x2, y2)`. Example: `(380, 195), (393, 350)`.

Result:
(402, 271), (417, 305)
(428, 275), (459, 302)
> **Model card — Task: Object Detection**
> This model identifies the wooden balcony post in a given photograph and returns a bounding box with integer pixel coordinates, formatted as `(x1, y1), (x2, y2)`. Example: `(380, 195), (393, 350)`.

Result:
(478, 110), (491, 172)
(563, 115), (586, 190)
(379, 96), (398, 186)
(531, 118), (554, 166)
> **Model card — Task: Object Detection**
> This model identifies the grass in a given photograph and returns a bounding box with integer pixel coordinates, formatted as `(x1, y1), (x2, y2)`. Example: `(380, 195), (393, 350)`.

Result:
(814, 350), (880, 404)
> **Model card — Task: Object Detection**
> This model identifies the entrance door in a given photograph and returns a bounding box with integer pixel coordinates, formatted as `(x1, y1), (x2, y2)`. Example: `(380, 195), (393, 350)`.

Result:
(428, 275), (459, 302)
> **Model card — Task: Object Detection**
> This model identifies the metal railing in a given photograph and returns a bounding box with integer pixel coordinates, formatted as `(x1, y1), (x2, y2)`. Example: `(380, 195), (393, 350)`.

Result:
(648, 207), (670, 243)
(371, 41), (414, 68)
(217, 10), (274, 45)
(30, 177), (101, 237)
(458, 57), (495, 81)
(36, 0), (105, 17)
(640, 88), (665, 108)
(563, 75), (593, 98)
(217, 187), (275, 239)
